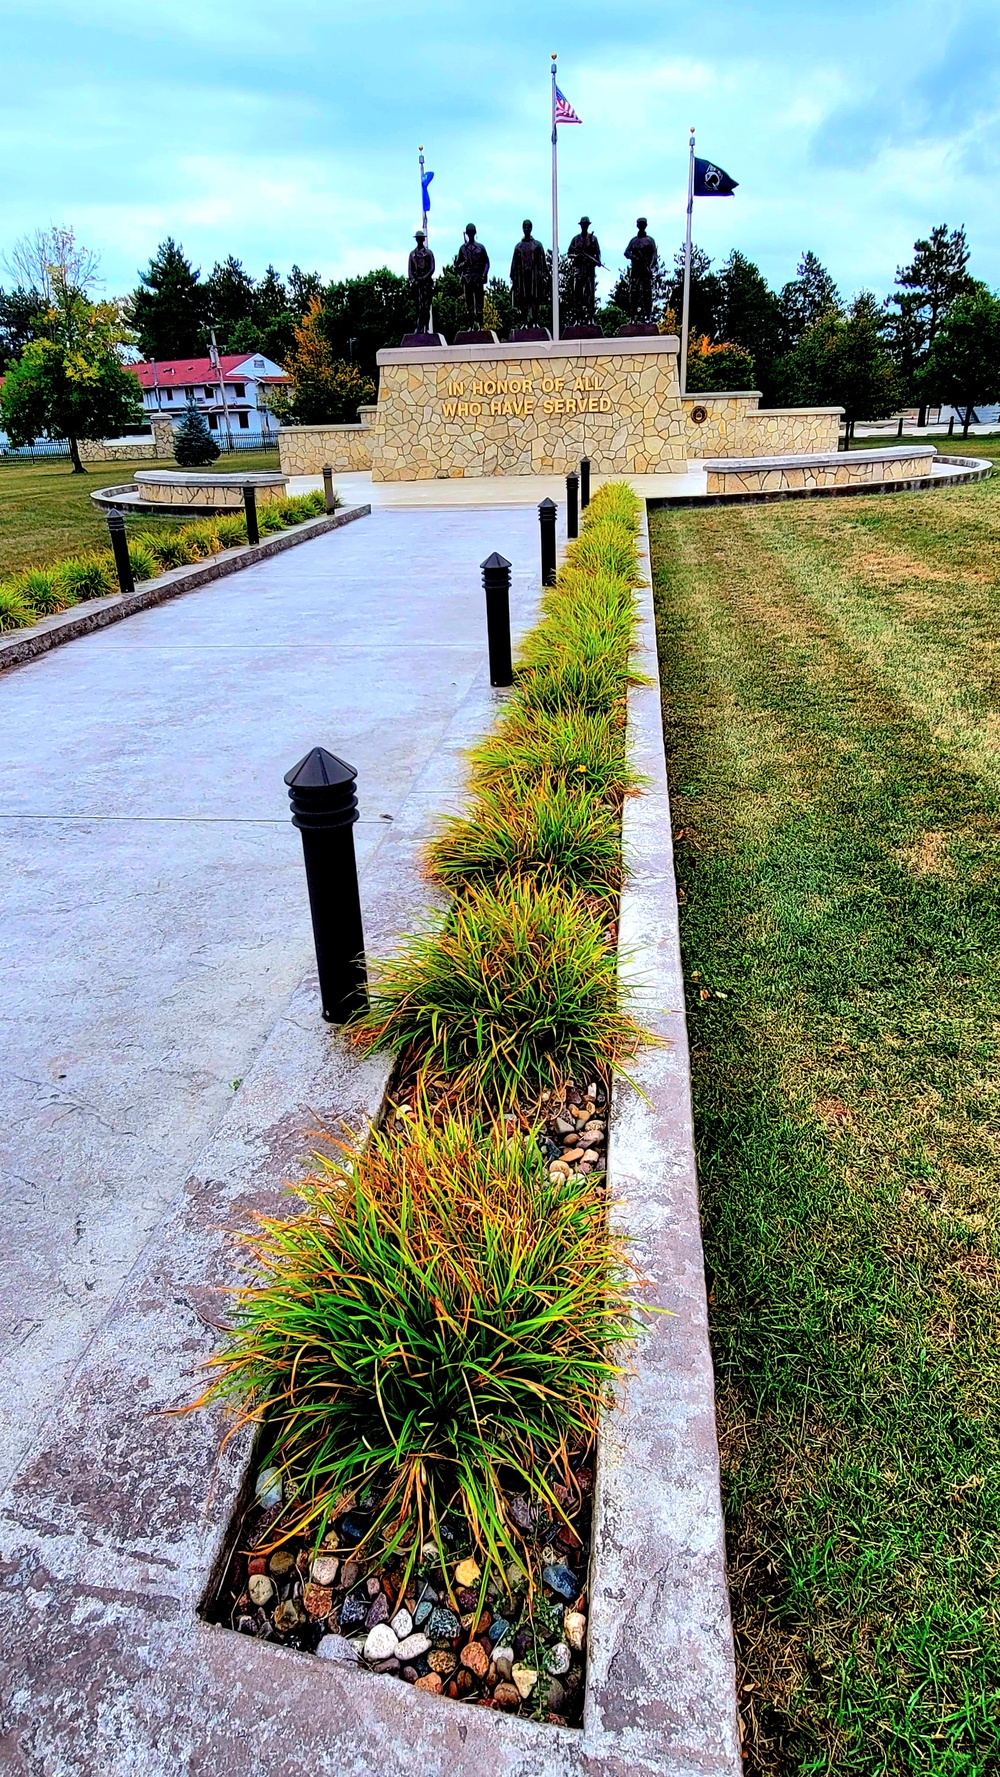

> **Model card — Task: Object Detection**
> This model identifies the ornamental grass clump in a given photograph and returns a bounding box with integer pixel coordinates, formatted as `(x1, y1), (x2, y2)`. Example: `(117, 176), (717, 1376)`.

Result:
(57, 556), (116, 601)
(193, 1110), (639, 1576)
(0, 584), (34, 631)
(16, 568), (69, 615)
(427, 773), (623, 899)
(470, 705), (636, 805)
(352, 873), (643, 1104)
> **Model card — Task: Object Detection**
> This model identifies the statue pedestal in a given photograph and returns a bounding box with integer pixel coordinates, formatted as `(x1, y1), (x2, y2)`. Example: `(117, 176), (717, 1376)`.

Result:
(616, 322), (660, 337)
(454, 329), (499, 346)
(509, 326), (551, 343)
(399, 332), (447, 348)
(561, 323), (603, 341)
(371, 334), (685, 481)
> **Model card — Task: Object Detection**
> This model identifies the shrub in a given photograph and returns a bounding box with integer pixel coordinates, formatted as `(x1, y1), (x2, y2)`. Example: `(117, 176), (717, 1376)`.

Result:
(257, 503), (286, 535)
(17, 568), (68, 615)
(428, 774), (623, 899)
(192, 1110), (639, 1572)
(470, 706), (637, 805)
(57, 556), (116, 601)
(136, 529), (197, 570)
(214, 515), (248, 548)
(353, 875), (644, 1105)
(179, 520), (223, 558)
(0, 584), (36, 630)
(126, 540), (158, 582)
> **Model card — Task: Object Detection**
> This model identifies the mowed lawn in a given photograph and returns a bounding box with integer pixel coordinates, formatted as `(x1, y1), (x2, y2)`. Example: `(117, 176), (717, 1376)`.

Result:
(650, 471), (1000, 1775)
(0, 449), (279, 577)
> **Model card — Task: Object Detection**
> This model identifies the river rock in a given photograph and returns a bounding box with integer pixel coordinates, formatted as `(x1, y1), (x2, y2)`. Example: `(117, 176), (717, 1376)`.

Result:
(512, 1662), (538, 1699)
(493, 1681), (522, 1709)
(564, 1609), (586, 1649)
(545, 1641), (571, 1675)
(316, 1633), (360, 1663)
(363, 1623), (398, 1663)
(460, 1640), (489, 1678)
(311, 1555), (339, 1588)
(454, 1557), (481, 1587)
(247, 1574), (274, 1607)
(428, 1648), (457, 1676)
(365, 1592), (389, 1628)
(415, 1672), (443, 1694)
(269, 1550), (295, 1579)
(426, 1605), (460, 1641)
(339, 1594), (367, 1630)
(395, 1632), (431, 1662)
(303, 1583), (332, 1619)
(542, 1563), (578, 1601)
(492, 1645), (514, 1680)
(390, 1607), (413, 1640)
(254, 1467), (282, 1509)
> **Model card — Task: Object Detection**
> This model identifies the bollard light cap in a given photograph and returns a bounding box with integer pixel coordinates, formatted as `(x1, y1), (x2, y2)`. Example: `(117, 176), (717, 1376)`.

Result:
(284, 747), (357, 790)
(480, 552), (512, 571)
(538, 497), (557, 513)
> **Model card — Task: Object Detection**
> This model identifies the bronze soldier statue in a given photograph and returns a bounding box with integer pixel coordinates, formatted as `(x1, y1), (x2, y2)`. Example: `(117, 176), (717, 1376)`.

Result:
(407, 230), (435, 334)
(510, 220), (548, 328)
(624, 219), (659, 325)
(456, 224), (490, 330)
(566, 216), (601, 323)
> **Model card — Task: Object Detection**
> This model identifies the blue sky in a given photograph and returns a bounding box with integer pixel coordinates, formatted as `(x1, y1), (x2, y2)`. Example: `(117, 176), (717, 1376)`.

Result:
(2, 0), (998, 305)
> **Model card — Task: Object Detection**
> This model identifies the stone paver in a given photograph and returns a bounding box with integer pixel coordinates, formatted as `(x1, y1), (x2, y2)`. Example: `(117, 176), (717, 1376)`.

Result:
(0, 505), (540, 1491)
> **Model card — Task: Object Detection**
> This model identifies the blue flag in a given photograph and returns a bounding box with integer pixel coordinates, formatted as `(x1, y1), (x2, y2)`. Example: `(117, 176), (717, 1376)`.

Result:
(694, 157), (737, 196)
(421, 169), (434, 212)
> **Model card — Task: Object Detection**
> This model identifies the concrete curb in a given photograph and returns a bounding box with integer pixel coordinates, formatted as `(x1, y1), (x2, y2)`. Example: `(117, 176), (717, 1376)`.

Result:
(0, 504), (371, 674)
(652, 452), (991, 508)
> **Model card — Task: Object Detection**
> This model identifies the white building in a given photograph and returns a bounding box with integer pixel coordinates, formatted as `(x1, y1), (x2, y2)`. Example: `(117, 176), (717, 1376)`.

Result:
(128, 352), (289, 436)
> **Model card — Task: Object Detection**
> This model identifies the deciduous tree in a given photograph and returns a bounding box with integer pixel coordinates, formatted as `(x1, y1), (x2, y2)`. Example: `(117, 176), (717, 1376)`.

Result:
(0, 290), (143, 471)
(775, 293), (900, 429)
(267, 297), (375, 423)
(923, 285), (1000, 434)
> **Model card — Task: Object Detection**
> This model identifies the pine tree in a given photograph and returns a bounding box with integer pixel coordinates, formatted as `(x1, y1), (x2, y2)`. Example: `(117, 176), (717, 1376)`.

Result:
(172, 396), (220, 467)
(717, 251), (784, 395)
(779, 251), (841, 345)
(890, 224), (975, 418)
(131, 239), (207, 360)
(204, 256), (258, 347)
(668, 245), (723, 339)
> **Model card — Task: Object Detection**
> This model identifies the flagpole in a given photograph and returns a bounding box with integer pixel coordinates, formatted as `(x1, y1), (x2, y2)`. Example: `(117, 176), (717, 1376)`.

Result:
(551, 54), (560, 341)
(680, 127), (695, 396)
(418, 145), (435, 335)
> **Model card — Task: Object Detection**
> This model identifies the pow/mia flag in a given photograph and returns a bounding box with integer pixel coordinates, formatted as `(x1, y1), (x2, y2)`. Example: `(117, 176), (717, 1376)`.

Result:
(693, 157), (738, 196)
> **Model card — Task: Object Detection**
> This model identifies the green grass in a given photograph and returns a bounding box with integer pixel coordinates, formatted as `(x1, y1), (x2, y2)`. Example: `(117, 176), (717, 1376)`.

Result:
(427, 773), (623, 899)
(649, 473), (1000, 1776)
(0, 449), (279, 576)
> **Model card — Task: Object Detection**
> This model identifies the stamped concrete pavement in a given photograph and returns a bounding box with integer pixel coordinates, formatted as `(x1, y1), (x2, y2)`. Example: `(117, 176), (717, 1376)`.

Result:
(0, 505), (540, 1491)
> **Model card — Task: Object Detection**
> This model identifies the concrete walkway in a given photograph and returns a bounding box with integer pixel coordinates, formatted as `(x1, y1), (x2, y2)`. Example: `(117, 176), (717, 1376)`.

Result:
(0, 504), (541, 1491)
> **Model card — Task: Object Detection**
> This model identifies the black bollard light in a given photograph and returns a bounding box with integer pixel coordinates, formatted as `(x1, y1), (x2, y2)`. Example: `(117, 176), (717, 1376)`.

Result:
(107, 510), (134, 596)
(538, 497), (557, 586)
(580, 457), (591, 508)
(322, 462), (336, 514)
(243, 484), (260, 545)
(566, 471), (579, 540)
(948, 414), (955, 436)
(897, 417), (904, 438)
(481, 552), (513, 687)
(285, 747), (368, 1023)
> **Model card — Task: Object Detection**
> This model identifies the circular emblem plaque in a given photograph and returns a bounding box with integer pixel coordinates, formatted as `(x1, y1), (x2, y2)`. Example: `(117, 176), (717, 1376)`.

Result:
(691, 405), (708, 424)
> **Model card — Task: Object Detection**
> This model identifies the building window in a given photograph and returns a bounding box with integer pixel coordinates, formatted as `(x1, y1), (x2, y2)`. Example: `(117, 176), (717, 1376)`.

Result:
(233, 384), (245, 398)
(203, 387), (212, 399)
(238, 412), (249, 429)
(254, 358), (265, 368)
(208, 414), (218, 429)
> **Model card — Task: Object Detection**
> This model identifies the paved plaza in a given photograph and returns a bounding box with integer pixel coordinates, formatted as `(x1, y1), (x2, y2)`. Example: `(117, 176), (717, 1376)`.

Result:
(0, 507), (541, 1493)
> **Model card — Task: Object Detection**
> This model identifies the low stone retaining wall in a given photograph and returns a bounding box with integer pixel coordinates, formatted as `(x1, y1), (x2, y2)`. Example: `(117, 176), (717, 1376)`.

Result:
(682, 393), (841, 457)
(279, 421), (373, 475)
(705, 444), (936, 494)
(79, 434), (157, 462)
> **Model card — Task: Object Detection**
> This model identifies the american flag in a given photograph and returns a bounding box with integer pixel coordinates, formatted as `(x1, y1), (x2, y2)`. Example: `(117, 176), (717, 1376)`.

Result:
(554, 84), (582, 125)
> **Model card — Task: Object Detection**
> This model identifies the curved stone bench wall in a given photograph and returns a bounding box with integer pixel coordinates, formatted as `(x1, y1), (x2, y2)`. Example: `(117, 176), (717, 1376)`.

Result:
(704, 445), (936, 495)
(133, 470), (288, 509)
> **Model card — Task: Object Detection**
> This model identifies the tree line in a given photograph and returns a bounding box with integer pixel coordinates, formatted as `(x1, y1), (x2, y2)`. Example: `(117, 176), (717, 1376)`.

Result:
(2, 223), (999, 452)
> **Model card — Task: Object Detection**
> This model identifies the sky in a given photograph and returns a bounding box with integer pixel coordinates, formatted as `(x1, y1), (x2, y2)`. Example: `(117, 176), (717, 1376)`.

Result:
(1, 0), (998, 308)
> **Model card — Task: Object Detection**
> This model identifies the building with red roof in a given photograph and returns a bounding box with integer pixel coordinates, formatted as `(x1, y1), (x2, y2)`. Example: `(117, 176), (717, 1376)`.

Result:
(127, 351), (290, 437)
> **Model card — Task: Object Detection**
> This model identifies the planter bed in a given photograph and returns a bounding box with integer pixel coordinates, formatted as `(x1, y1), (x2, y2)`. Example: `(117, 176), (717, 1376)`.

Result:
(190, 489), (740, 1769)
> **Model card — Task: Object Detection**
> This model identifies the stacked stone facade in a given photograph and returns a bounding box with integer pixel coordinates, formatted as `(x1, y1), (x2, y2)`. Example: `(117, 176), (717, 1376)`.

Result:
(79, 435), (157, 463)
(368, 338), (687, 481)
(275, 347), (845, 481)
